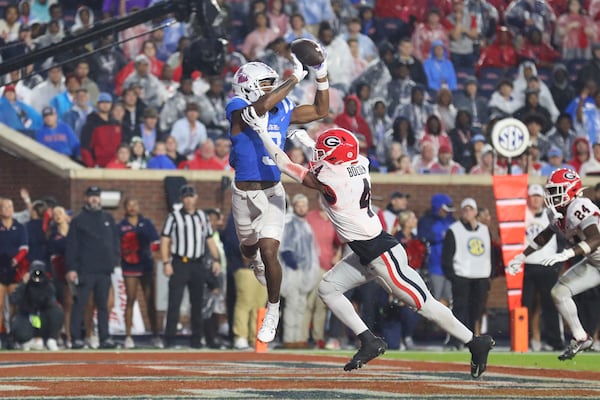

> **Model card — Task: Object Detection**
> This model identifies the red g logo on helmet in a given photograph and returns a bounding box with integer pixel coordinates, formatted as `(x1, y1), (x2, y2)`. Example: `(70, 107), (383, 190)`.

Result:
(545, 168), (583, 210)
(323, 136), (341, 147)
(313, 128), (359, 165)
(563, 170), (578, 181)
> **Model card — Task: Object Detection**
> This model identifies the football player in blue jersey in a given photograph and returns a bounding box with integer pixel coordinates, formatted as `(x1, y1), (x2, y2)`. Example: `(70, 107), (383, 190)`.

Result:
(226, 51), (329, 343)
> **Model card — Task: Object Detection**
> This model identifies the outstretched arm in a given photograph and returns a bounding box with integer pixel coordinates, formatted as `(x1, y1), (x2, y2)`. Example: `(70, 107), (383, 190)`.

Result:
(507, 226), (555, 275)
(290, 57), (330, 124)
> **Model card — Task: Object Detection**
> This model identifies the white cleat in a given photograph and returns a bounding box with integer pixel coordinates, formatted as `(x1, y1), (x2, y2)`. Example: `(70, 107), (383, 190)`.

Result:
(124, 336), (135, 349)
(257, 312), (279, 343)
(233, 337), (250, 350)
(46, 338), (59, 351)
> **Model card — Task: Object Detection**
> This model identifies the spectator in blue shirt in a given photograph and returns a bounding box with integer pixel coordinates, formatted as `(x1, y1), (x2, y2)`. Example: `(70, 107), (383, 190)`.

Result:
(35, 106), (80, 160)
(296, 0), (335, 36)
(540, 146), (571, 176)
(423, 40), (457, 92)
(146, 141), (176, 169)
(0, 85), (42, 137)
(417, 193), (456, 309)
(49, 74), (81, 122)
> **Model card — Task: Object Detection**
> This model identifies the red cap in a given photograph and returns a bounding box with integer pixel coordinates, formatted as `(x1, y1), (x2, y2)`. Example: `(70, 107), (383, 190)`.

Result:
(4, 84), (16, 92)
(438, 144), (452, 154)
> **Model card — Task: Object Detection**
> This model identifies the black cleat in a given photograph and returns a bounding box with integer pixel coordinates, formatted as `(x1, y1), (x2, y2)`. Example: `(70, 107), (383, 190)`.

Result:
(558, 335), (593, 361)
(344, 337), (388, 371)
(467, 335), (495, 379)
(99, 339), (118, 349)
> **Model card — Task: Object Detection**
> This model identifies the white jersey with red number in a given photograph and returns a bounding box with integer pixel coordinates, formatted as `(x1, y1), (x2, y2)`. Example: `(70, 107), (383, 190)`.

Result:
(548, 197), (600, 264)
(312, 155), (382, 243)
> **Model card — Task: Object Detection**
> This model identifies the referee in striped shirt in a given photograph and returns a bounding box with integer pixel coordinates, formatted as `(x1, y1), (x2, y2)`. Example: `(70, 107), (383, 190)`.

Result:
(160, 184), (221, 348)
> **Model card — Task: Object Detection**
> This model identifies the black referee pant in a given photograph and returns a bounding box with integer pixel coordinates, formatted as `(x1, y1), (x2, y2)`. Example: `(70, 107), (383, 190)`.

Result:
(522, 263), (562, 349)
(450, 276), (490, 332)
(165, 257), (207, 347)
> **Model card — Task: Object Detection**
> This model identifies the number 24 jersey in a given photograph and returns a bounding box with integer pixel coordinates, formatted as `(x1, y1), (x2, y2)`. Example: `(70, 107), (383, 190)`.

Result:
(549, 197), (600, 261)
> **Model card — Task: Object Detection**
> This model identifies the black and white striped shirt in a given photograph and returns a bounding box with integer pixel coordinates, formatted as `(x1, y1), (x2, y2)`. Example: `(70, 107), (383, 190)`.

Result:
(161, 209), (213, 259)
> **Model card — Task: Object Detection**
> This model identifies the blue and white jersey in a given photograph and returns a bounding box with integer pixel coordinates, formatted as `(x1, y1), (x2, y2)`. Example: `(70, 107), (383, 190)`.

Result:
(226, 96), (295, 182)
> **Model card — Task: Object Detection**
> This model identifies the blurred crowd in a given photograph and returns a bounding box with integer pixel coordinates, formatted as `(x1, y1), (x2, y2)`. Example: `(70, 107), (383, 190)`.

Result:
(3, 0), (600, 177)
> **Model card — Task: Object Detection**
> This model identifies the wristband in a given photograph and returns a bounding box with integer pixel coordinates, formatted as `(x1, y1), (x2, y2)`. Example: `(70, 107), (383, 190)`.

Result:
(578, 241), (592, 255)
(316, 80), (329, 91)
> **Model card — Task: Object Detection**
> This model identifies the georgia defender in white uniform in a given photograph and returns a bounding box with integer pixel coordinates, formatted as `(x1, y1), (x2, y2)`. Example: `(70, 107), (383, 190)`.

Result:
(508, 168), (600, 360)
(241, 106), (494, 378)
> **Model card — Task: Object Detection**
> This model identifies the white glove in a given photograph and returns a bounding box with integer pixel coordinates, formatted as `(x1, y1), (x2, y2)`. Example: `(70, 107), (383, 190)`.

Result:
(241, 106), (268, 135)
(309, 55), (328, 79)
(288, 129), (315, 148)
(506, 254), (525, 276)
(290, 53), (308, 82)
(540, 248), (575, 267)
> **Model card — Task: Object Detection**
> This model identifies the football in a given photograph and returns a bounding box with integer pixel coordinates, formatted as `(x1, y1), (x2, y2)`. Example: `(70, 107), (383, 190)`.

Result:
(290, 38), (324, 66)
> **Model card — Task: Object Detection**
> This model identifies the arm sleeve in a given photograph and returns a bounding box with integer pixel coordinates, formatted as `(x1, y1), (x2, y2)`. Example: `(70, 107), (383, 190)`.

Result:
(254, 127), (308, 183)
(161, 213), (174, 237)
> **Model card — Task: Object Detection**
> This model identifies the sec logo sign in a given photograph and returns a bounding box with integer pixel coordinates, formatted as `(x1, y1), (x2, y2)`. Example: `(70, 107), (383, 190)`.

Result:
(491, 118), (530, 158)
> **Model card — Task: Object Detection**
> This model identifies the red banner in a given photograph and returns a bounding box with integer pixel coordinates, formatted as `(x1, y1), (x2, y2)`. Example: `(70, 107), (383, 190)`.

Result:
(492, 175), (528, 311)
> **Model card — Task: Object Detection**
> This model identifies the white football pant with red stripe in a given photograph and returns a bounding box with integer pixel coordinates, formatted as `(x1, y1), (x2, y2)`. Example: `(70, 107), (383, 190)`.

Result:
(318, 243), (473, 344)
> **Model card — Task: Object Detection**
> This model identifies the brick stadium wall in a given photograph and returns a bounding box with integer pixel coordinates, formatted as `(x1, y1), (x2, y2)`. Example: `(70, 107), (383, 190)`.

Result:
(0, 148), (71, 207)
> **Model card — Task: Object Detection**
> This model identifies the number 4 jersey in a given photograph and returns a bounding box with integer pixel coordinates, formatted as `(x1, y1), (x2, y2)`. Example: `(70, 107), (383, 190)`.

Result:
(312, 155), (383, 243)
(549, 197), (600, 260)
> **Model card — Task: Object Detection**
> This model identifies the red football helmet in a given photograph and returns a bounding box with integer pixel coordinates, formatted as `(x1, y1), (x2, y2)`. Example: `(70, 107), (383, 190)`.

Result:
(544, 168), (583, 210)
(312, 128), (359, 165)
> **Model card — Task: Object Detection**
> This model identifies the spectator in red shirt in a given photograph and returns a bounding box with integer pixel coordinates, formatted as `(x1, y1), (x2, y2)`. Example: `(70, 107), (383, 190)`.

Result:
(333, 95), (373, 147)
(105, 143), (132, 169)
(420, 114), (453, 154)
(179, 139), (227, 170)
(80, 93), (123, 167)
(554, 0), (595, 60)
(214, 136), (232, 170)
(568, 136), (591, 173)
(476, 25), (518, 75)
(115, 40), (164, 96)
(411, 8), (450, 61)
(373, 0), (416, 22)
(430, 144), (466, 174)
(517, 27), (561, 68)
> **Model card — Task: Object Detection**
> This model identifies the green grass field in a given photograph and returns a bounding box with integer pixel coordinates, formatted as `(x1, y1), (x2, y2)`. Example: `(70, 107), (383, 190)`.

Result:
(315, 350), (600, 372)
(384, 350), (600, 371)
